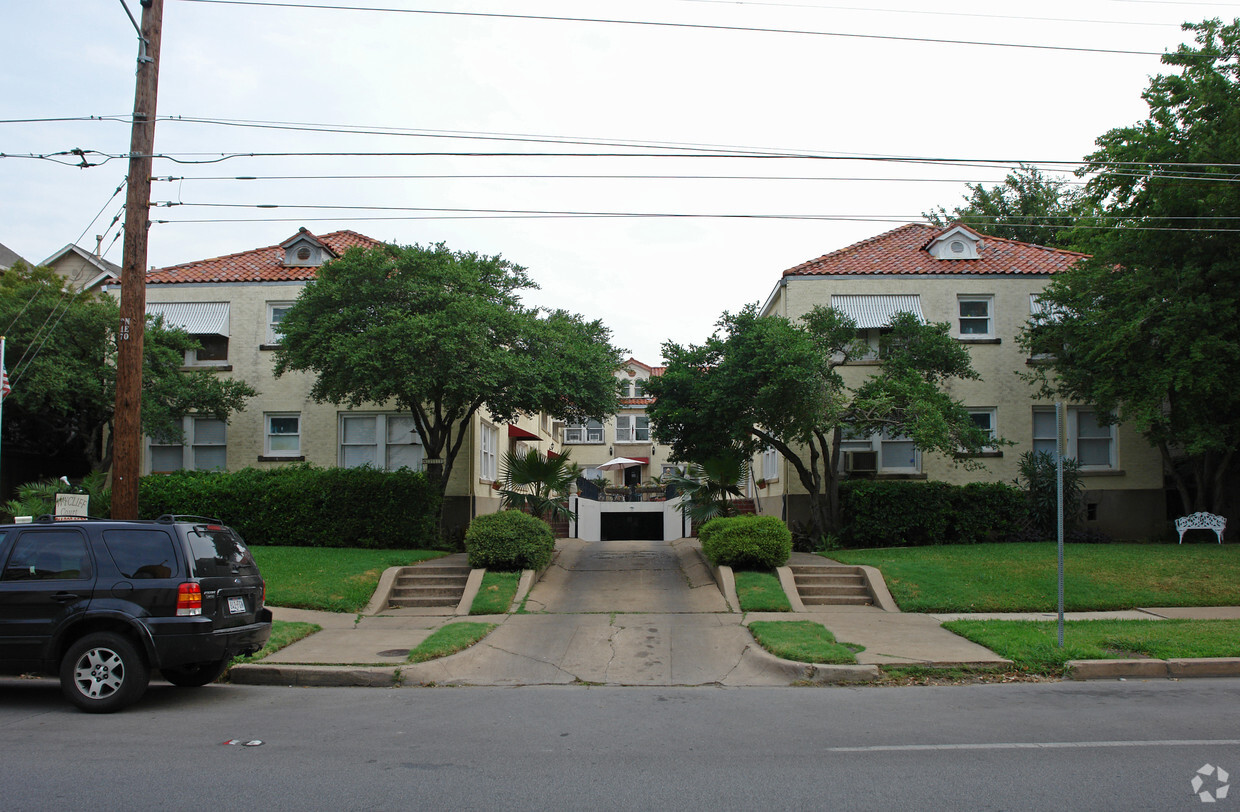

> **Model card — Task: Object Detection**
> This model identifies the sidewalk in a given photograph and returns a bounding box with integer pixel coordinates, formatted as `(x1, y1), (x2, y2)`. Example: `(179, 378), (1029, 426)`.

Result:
(228, 540), (1240, 688)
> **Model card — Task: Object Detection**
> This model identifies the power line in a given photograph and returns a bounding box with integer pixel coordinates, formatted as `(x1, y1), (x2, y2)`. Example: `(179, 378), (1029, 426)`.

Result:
(171, 0), (1171, 57)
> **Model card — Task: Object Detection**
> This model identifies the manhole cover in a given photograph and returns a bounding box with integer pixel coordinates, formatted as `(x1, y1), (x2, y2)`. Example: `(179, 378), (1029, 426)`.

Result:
(377, 649), (410, 657)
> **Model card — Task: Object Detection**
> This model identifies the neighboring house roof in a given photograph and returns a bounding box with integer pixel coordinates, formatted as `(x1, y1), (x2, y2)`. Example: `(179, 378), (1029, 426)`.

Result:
(0, 242), (27, 270)
(146, 229), (384, 284)
(782, 223), (1088, 277)
(39, 243), (122, 288)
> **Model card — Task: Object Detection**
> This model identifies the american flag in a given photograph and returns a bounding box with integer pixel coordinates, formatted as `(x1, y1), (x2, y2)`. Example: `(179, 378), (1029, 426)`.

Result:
(1, 364), (10, 401)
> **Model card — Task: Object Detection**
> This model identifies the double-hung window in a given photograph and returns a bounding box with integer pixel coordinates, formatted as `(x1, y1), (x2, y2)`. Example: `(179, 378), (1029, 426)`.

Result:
(479, 423), (498, 481)
(267, 302), (294, 345)
(149, 417), (227, 473)
(340, 414), (423, 471)
(761, 447), (779, 481)
(265, 413), (301, 457)
(1032, 407), (1115, 469)
(967, 408), (998, 453)
(615, 414), (650, 443)
(958, 295), (994, 338)
(564, 419), (604, 444)
(839, 427), (920, 474)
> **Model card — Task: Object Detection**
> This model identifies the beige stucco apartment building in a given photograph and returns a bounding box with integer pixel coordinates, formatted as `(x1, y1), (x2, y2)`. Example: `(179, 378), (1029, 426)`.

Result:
(105, 228), (557, 530)
(752, 223), (1166, 539)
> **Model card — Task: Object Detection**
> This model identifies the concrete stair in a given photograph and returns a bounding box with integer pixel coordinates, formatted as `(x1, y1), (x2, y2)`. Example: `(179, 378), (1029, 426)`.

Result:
(387, 564), (471, 608)
(790, 564), (873, 607)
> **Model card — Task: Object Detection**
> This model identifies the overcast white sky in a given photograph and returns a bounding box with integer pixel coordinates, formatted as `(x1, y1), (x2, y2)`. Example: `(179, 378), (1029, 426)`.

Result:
(2, 0), (1229, 363)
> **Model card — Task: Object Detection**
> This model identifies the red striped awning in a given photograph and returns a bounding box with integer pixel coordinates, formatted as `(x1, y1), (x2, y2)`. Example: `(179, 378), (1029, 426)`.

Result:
(630, 457), (649, 464)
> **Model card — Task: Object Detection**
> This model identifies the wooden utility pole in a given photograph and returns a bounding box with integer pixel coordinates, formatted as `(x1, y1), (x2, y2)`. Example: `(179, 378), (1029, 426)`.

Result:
(113, 0), (164, 519)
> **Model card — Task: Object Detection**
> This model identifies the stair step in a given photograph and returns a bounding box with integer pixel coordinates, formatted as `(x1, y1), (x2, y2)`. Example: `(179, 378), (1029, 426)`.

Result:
(405, 566), (471, 577)
(802, 595), (872, 606)
(798, 585), (870, 597)
(390, 586), (464, 598)
(395, 575), (469, 587)
(794, 574), (865, 586)
(388, 596), (460, 607)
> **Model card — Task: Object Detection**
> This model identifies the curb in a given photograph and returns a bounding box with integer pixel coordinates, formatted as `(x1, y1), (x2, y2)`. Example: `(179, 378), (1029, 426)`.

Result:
(229, 664), (399, 687)
(745, 644), (880, 684)
(1066, 657), (1240, 680)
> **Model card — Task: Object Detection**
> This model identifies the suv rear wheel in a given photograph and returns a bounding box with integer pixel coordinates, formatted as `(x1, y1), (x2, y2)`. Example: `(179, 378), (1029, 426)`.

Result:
(161, 658), (229, 688)
(60, 632), (150, 713)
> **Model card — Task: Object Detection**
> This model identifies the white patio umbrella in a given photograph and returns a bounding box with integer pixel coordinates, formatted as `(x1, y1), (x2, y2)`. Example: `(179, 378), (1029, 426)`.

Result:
(597, 457), (644, 470)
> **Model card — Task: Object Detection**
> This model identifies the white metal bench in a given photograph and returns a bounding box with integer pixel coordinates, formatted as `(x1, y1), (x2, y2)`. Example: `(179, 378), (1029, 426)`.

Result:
(1175, 512), (1226, 544)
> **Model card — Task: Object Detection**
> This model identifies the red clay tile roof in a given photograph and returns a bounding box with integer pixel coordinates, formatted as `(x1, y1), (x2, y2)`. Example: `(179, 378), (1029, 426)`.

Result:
(619, 397), (653, 407)
(146, 230), (384, 284)
(783, 223), (1089, 277)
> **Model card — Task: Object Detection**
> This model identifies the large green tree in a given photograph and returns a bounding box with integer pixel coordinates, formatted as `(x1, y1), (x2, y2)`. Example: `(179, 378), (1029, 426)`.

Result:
(0, 263), (256, 472)
(272, 242), (624, 515)
(1020, 19), (1240, 514)
(646, 305), (992, 542)
(924, 165), (1097, 249)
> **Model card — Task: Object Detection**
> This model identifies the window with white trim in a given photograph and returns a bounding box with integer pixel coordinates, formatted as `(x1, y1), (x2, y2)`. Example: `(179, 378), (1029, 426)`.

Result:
(149, 417), (227, 473)
(839, 427), (920, 473)
(615, 414), (650, 442)
(480, 422), (498, 481)
(958, 295), (994, 338)
(267, 302), (294, 345)
(339, 414), (423, 471)
(1032, 407), (1115, 469)
(265, 413), (301, 457)
(761, 446), (779, 481)
(564, 419), (604, 444)
(967, 408), (998, 453)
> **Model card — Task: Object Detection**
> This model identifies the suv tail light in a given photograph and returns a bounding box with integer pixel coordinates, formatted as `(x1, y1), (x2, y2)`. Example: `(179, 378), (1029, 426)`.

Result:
(177, 583), (203, 617)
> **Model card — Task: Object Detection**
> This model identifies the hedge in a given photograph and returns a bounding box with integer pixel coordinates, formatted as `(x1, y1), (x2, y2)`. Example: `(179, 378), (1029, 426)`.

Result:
(465, 510), (555, 571)
(838, 479), (1025, 549)
(138, 465), (441, 549)
(699, 515), (792, 569)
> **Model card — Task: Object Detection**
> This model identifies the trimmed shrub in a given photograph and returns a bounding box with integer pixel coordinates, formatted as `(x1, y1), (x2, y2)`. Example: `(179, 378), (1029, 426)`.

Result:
(465, 510), (555, 571)
(838, 479), (1025, 549)
(138, 465), (440, 549)
(699, 515), (792, 569)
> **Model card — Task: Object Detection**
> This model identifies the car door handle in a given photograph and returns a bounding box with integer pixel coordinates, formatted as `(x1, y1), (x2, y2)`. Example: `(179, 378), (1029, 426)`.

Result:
(51, 593), (80, 603)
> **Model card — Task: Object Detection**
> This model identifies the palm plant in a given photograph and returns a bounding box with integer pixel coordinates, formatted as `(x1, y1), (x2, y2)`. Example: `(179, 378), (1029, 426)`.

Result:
(2, 472), (112, 520)
(499, 448), (576, 523)
(664, 455), (748, 524)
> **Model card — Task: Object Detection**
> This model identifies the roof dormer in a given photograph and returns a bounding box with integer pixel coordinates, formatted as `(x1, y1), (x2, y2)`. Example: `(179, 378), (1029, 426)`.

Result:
(280, 228), (337, 268)
(926, 225), (981, 260)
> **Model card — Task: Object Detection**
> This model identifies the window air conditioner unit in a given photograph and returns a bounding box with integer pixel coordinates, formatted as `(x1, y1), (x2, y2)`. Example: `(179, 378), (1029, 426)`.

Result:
(844, 450), (878, 473)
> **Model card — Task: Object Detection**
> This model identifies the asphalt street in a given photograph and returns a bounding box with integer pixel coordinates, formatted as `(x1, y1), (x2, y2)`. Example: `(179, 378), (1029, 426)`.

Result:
(2, 677), (1238, 810)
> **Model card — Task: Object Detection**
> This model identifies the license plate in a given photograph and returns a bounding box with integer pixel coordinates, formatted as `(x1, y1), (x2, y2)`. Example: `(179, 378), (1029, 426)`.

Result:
(227, 596), (246, 614)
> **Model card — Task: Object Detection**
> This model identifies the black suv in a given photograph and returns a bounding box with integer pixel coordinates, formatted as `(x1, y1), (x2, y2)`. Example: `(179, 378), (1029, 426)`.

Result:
(0, 515), (271, 713)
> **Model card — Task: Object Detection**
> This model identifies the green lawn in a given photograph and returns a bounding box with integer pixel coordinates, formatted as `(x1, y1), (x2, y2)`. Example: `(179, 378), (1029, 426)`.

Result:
(250, 547), (446, 612)
(735, 570), (792, 612)
(748, 620), (862, 664)
(471, 571), (520, 615)
(230, 620), (320, 667)
(830, 543), (1240, 612)
(944, 618), (1240, 674)
(407, 622), (495, 663)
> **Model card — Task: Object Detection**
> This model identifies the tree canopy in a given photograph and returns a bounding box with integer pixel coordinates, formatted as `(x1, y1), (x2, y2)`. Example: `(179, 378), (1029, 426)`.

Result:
(1021, 19), (1240, 513)
(646, 305), (992, 542)
(272, 242), (625, 515)
(924, 164), (1096, 249)
(0, 263), (256, 473)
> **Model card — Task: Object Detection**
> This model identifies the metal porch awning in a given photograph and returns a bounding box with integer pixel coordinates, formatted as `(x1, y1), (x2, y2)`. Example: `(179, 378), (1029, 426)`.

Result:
(829, 294), (924, 329)
(146, 302), (230, 336)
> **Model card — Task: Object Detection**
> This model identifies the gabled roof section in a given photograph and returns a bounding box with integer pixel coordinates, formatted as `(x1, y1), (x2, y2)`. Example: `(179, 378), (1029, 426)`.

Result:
(0, 242), (28, 270)
(782, 223), (1088, 277)
(146, 229), (384, 284)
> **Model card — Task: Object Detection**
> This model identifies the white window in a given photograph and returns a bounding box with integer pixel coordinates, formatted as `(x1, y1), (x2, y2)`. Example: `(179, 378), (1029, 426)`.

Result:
(634, 379), (646, 397)
(565, 419), (604, 444)
(761, 447), (779, 481)
(839, 427), (920, 474)
(265, 413), (301, 457)
(958, 295), (994, 338)
(267, 302), (294, 345)
(339, 414), (423, 471)
(1033, 407), (1115, 469)
(480, 423), (498, 481)
(967, 408), (998, 453)
(185, 334), (229, 366)
(615, 414), (650, 442)
(149, 417), (227, 473)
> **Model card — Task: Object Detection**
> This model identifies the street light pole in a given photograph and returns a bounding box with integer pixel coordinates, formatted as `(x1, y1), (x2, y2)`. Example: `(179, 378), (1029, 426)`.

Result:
(112, 0), (164, 519)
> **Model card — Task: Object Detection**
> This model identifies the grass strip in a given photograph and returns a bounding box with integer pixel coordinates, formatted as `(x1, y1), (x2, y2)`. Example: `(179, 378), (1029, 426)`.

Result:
(230, 620), (320, 666)
(830, 542), (1240, 612)
(748, 620), (861, 664)
(471, 571), (520, 615)
(407, 622), (496, 663)
(735, 570), (792, 612)
(250, 547), (446, 612)
(943, 618), (1240, 675)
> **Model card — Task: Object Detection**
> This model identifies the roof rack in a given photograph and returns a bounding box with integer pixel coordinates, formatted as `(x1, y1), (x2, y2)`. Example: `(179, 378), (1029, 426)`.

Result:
(156, 514), (225, 525)
(33, 514), (112, 523)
